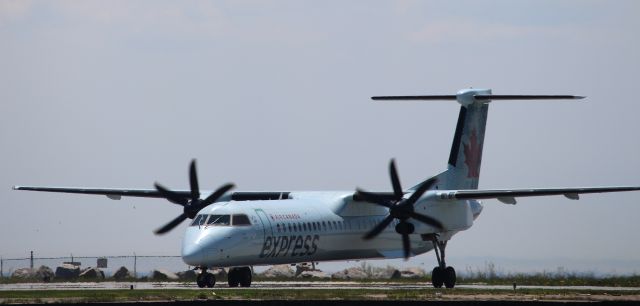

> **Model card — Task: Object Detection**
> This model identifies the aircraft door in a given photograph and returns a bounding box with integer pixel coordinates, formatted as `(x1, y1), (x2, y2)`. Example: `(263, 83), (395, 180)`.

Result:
(254, 209), (274, 242)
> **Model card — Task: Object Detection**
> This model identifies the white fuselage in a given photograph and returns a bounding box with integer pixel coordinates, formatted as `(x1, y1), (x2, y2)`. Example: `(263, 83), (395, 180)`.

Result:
(181, 191), (482, 268)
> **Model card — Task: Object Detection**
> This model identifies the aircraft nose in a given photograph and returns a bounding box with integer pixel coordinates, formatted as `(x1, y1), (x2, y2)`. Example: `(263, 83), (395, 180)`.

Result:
(182, 243), (206, 266)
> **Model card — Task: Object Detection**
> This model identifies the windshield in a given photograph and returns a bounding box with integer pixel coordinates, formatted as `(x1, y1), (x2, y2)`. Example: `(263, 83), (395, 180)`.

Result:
(190, 214), (207, 226)
(191, 214), (251, 227)
(206, 214), (231, 226)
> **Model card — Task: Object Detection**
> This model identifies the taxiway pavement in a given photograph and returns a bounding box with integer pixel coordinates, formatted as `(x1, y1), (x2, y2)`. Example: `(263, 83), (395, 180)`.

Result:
(1, 281), (639, 291)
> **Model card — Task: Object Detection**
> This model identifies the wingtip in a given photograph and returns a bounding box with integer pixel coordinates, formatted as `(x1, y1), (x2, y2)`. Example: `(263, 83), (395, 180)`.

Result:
(575, 95), (586, 99)
(371, 96), (388, 100)
(12, 185), (20, 190)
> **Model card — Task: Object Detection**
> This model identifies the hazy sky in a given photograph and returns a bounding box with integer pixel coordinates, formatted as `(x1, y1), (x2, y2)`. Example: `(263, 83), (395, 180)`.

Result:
(1, 1), (639, 274)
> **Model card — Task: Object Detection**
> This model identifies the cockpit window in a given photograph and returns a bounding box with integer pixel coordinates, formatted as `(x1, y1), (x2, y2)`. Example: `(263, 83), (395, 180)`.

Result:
(206, 214), (231, 226)
(191, 214), (208, 226)
(232, 214), (251, 226)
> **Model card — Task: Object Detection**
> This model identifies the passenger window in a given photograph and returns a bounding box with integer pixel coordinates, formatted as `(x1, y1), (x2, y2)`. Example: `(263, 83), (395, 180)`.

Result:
(288, 223), (292, 232)
(207, 214), (231, 226)
(191, 214), (208, 226)
(293, 223), (298, 232)
(303, 223), (308, 231)
(232, 214), (251, 226)
(322, 221), (327, 231)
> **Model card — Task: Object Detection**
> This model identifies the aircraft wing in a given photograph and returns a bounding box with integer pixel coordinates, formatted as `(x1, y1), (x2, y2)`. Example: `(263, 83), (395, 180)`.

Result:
(12, 186), (292, 201)
(440, 186), (640, 204)
(12, 186), (177, 200)
(15, 185), (640, 204)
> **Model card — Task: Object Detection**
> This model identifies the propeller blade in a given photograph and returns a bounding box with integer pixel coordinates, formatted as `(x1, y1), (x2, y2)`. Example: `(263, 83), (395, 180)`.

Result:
(389, 159), (404, 200)
(154, 213), (188, 235)
(404, 177), (438, 206)
(189, 160), (200, 201)
(408, 211), (444, 230)
(198, 183), (235, 208)
(354, 189), (394, 207)
(363, 215), (395, 240)
(154, 183), (188, 205)
(401, 230), (411, 260)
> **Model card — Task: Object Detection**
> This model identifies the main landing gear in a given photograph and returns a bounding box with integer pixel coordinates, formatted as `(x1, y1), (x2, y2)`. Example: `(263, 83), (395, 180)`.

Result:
(195, 267), (253, 288)
(228, 267), (252, 287)
(196, 267), (216, 288)
(430, 238), (456, 289)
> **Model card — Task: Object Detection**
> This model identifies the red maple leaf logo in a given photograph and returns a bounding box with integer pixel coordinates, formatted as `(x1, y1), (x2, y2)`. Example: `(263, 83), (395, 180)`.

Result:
(463, 129), (482, 178)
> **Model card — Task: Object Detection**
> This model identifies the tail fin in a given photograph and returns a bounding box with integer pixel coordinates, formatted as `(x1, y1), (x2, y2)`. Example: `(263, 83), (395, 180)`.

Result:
(442, 89), (491, 189)
(373, 89), (584, 190)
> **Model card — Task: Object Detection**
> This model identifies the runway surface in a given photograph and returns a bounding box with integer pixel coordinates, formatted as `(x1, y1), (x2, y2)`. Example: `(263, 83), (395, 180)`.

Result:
(1, 281), (639, 291)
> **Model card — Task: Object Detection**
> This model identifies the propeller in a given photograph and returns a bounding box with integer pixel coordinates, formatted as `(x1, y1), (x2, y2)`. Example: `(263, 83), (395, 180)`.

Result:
(154, 160), (234, 235)
(355, 159), (443, 259)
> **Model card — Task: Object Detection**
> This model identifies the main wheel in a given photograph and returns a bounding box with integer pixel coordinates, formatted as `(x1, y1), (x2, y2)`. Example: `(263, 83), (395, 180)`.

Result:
(431, 267), (444, 288)
(205, 273), (216, 288)
(239, 267), (252, 287)
(228, 268), (239, 287)
(444, 266), (456, 289)
(196, 273), (206, 288)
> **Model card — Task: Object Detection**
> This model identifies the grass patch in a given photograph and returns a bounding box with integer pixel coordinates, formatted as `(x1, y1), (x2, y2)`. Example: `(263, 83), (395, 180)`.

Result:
(457, 273), (640, 287)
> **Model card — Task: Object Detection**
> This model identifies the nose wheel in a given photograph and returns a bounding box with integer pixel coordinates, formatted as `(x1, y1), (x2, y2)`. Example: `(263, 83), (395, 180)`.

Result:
(196, 267), (216, 288)
(430, 237), (456, 288)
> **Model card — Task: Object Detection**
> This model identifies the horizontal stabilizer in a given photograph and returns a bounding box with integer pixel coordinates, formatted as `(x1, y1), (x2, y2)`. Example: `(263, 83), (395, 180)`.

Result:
(372, 95), (584, 101)
(475, 95), (584, 100)
(372, 95), (457, 100)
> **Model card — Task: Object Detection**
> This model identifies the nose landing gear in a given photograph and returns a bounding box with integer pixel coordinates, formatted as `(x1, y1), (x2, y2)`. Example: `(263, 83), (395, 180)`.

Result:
(430, 238), (456, 288)
(196, 267), (216, 288)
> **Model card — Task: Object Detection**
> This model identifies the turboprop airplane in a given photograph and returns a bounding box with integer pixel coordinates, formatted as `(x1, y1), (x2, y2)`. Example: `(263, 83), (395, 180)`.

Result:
(13, 88), (640, 289)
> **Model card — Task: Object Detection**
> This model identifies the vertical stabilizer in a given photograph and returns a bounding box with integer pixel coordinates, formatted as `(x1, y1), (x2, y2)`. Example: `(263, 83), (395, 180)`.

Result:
(440, 88), (490, 190)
